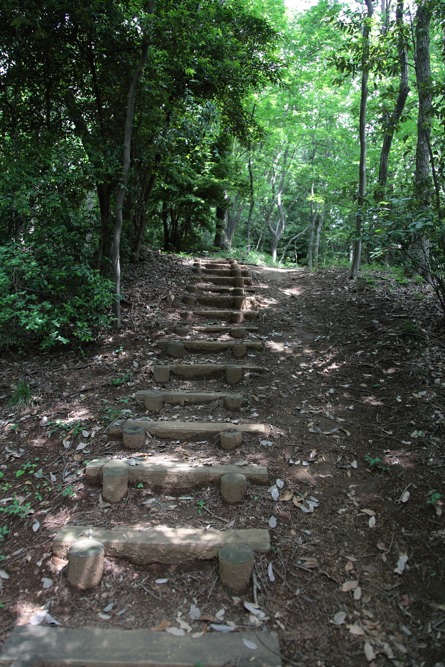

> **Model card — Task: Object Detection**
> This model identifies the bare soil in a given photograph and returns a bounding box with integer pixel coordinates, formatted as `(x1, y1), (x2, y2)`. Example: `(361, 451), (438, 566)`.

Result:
(1, 250), (444, 666)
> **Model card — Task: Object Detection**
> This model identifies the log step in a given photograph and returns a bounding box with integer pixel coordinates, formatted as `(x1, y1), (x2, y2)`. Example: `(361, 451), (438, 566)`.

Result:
(53, 525), (270, 564)
(191, 276), (253, 286)
(183, 295), (255, 309)
(189, 284), (256, 293)
(135, 389), (243, 411)
(152, 363), (265, 384)
(173, 325), (259, 337)
(179, 310), (259, 322)
(0, 626), (281, 667)
(157, 340), (263, 358)
(193, 268), (250, 277)
(86, 458), (269, 488)
(108, 419), (267, 440)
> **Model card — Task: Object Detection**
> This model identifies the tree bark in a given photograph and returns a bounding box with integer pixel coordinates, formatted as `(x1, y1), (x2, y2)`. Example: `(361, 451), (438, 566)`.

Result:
(214, 205), (229, 250)
(376, 0), (409, 201)
(409, 0), (432, 278)
(111, 38), (150, 329)
(349, 0), (374, 280)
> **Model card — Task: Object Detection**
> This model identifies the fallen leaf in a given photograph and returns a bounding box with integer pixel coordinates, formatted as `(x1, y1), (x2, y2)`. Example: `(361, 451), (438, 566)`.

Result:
(341, 580), (359, 592)
(242, 638), (258, 650)
(267, 563), (275, 582)
(270, 486), (280, 501)
(269, 515), (277, 528)
(0, 569), (10, 579)
(361, 509), (375, 516)
(97, 613), (111, 620)
(244, 602), (266, 618)
(102, 603), (114, 613)
(364, 641), (375, 661)
(165, 627), (186, 636)
(345, 561), (354, 572)
(32, 520), (40, 533)
(155, 578), (169, 584)
(279, 490), (293, 502)
(189, 604), (201, 621)
(332, 611), (347, 625)
(353, 586), (362, 600)
(348, 623), (365, 636)
(209, 624), (234, 633)
(151, 620), (172, 632)
(394, 553), (408, 575)
(368, 515), (376, 528)
(41, 578), (53, 589)
(400, 490), (410, 503)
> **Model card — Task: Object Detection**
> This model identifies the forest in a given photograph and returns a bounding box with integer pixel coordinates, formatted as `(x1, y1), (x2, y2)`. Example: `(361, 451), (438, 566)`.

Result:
(1, 0), (444, 350)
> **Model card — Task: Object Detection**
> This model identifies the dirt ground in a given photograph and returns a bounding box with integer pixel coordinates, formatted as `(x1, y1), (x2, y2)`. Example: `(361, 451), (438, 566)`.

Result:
(0, 250), (444, 666)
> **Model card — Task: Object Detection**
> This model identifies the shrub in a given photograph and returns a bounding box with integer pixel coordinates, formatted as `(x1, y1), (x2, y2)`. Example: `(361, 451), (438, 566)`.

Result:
(0, 241), (113, 351)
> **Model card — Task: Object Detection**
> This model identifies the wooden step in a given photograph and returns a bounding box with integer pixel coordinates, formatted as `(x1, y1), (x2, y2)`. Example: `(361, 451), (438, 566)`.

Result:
(173, 325), (259, 337)
(188, 283), (256, 293)
(86, 458), (269, 488)
(53, 525), (271, 564)
(157, 340), (263, 358)
(179, 309), (259, 322)
(193, 268), (250, 277)
(183, 295), (254, 309)
(135, 389), (243, 411)
(191, 276), (253, 286)
(0, 626), (281, 667)
(152, 363), (265, 384)
(108, 419), (267, 440)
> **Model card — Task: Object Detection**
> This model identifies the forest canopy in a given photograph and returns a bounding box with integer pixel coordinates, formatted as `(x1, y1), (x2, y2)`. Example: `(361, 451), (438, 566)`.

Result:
(1, 0), (444, 350)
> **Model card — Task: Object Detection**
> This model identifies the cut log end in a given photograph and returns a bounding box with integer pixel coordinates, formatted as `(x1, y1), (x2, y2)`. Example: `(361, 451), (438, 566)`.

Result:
(218, 544), (254, 593)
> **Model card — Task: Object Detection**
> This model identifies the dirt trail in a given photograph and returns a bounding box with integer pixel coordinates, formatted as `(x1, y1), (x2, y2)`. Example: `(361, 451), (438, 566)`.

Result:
(0, 252), (444, 666)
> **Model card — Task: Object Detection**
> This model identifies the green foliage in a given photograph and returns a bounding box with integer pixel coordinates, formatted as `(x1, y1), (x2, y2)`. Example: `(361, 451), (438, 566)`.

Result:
(364, 454), (389, 472)
(398, 320), (426, 346)
(0, 498), (32, 521)
(8, 380), (32, 408)
(0, 241), (113, 351)
(427, 489), (442, 505)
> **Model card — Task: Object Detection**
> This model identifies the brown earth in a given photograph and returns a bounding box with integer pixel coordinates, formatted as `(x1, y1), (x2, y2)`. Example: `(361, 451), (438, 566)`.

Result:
(0, 250), (444, 666)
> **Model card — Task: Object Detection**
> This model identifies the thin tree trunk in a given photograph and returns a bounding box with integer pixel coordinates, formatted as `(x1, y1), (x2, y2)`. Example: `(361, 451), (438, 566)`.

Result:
(349, 0), (373, 280)
(314, 211), (324, 266)
(131, 168), (157, 263)
(214, 205), (229, 249)
(376, 0), (409, 200)
(246, 152), (255, 252)
(111, 37), (150, 329)
(409, 0), (432, 278)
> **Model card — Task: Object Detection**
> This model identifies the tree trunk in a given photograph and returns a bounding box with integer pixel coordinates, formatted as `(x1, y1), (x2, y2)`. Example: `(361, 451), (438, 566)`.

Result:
(214, 205), (229, 250)
(131, 168), (158, 263)
(111, 38), (150, 329)
(409, 0), (432, 278)
(375, 0), (409, 201)
(246, 152), (255, 252)
(349, 0), (373, 280)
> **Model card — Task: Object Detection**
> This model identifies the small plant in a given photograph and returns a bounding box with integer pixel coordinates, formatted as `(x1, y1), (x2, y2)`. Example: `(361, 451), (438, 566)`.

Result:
(9, 380), (32, 408)
(364, 454), (389, 472)
(15, 458), (39, 478)
(0, 497), (32, 520)
(137, 483), (144, 489)
(61, 486), (76, 499)
(111, 372), (132, 386)
(196, 499), (206, 515)
(427, 489), (443, 516)
(398, 320), (426, 346)
(46, 419), (85, 438)
(0, 525), (9, 541)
